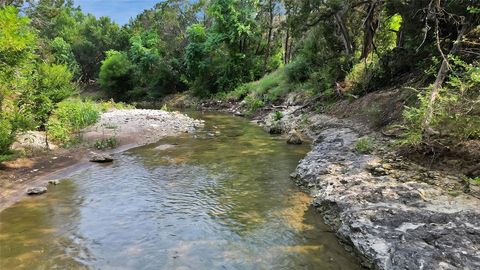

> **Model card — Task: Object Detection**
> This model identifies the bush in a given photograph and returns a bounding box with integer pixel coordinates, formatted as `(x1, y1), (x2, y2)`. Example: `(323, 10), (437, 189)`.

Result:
(47, 99), (101, 145)
(25, 63), (76, 127)
(355, 137), (374, 154)
(399, 57), (480, 146)
(243, 95), (265, 113)
(37, 63), (76, 103)
(0, 117), (15, 155)
(99, 50), (133, 100)
(50, 37), (81, 77)
(94, 137), (117, 150)
(273, 111), (283, 121)
(285, 57), (311, 83)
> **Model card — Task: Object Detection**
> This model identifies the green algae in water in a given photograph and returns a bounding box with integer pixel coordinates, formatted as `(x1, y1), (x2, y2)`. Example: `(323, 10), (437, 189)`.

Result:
(0, 112), (361, 269)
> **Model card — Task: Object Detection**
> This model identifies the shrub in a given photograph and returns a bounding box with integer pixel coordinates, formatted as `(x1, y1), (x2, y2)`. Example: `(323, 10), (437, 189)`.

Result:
(0, 117), (15, 155)
(50, 37), (81, 77)
(399, 57), (480, 146)
(47, 99), (101, 145)
(243, 95), (265, 113)
(273, 111), (283, 121)
(94, 137), (117, 150)
(25, 63), (76, 127)
(355, 137), (374, 154)
(344, 57), (380, 95)
(285, 57), (311, 83)
(99, 50), (133, 100)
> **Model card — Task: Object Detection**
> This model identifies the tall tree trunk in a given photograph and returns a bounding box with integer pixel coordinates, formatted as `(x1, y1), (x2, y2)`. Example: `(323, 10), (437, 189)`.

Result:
(288, 39), (293, 63)
(396, 25), (404, 48)
(264, 0), (274, 72)
(334, 12), (353, 56)
(284, 27), (290, 64)
(360, 0), (381, 59)
(422, 22), (468, 131)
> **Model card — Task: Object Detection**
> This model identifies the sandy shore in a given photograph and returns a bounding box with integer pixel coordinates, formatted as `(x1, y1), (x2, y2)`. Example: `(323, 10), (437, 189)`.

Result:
(0, 109), (203, 211)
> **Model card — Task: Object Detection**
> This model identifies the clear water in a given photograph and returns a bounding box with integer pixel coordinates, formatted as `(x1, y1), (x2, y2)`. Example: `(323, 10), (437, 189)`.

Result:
(0, 112), (360, 269)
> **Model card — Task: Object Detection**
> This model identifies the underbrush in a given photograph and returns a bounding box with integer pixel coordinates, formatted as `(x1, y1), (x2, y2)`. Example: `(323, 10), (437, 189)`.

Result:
(217, 67), (307, 113)
(220, 68), (291, 103)
(47, 98), (131, 146)
(94, 137), (118, 150)
(355, 137), (374, 154)
(398, 58), (479, 147)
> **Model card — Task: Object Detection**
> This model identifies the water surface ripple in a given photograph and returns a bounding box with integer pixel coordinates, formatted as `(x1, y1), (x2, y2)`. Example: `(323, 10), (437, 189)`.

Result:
(0, 112), (360, 269)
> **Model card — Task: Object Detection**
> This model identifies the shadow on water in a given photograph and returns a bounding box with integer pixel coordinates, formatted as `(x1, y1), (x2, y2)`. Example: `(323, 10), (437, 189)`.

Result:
(0, 112), (361, 269)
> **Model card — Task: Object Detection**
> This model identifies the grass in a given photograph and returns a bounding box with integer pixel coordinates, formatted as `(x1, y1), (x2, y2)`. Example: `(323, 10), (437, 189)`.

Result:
(355, 137), (374, 154)
(466, 176), (480, 185)
(47, 98), (132, 146)
(94, 137), (118, 150)
(219, 68), (293, 104)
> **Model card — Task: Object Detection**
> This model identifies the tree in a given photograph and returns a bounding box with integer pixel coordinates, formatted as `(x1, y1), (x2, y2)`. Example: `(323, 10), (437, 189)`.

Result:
(99, 50), (133, 100)
(50, 37), (80, 77)
(27, 63), (76, 128)
(0, 6), (38, 154)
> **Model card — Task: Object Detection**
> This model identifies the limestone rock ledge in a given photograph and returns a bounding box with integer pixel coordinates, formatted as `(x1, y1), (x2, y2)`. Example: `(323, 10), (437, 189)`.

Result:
(292, 127), (480, 269)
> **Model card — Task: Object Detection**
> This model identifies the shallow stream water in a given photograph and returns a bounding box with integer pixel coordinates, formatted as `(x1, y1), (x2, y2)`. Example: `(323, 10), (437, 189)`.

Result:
(0, 112), (360, 269)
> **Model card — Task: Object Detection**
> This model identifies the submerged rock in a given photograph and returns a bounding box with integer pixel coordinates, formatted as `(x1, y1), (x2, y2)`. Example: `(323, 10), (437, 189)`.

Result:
(287, 129), (303, 144)
(267, 124), (283, 134)
(48, 180), (60, 185)
(26, 187), (47, 195)
(154, 144), (176, 151)
(89, 152), (114, 163)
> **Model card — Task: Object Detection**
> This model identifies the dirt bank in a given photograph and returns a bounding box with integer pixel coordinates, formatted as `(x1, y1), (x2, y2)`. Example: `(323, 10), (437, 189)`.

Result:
(0, 109), (203, 211)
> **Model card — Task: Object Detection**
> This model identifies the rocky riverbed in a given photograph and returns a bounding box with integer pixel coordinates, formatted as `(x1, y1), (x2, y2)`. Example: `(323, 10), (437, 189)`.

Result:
(83, 109), (204, 146)
(261, 107), (480, 269)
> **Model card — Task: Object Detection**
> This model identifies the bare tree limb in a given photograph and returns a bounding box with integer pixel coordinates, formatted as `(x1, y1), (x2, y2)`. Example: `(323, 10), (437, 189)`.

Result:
(422, 22), (469, 132)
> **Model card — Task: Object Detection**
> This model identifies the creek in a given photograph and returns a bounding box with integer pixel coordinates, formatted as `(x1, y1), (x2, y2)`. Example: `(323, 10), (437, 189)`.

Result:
(0, 112), (360, 269)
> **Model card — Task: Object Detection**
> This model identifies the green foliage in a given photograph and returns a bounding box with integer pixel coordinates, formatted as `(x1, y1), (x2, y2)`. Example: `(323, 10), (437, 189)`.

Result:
(285, 57), (311, 83)
(400, 58), (480, 146)
(355, 137), (374, 154)
(243, 95), (265, 113)
(231, 68), (291, 105)
(273, 111), (283, 121)
(0, 117), (15, 155)
(94, 137), (118, 150)
(0, 6), (36, 66)
(285, 25), (347, 97)
(47, 99), (101, 145)
(468, 177), (480, 185)
(222, 84), (251, 101)
(344, 56), (382, 95)
(38, 63), (76, 103)
(99, 50), (133, 100)
(50, 37), (80, 76)
(25, 1), (126, 80)
(0, 6), (39, 155)
(71, 15), (124, 80)
(184, 0), (275, 96)
(25, 63), (76, 127)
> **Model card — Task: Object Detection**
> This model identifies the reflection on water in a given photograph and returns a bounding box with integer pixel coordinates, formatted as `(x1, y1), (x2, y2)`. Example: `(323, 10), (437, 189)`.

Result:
(0, 112), (361, 269)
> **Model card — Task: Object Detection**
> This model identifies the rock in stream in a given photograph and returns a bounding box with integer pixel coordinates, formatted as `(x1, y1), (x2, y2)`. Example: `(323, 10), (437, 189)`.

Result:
(26, 187), (47, 195)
